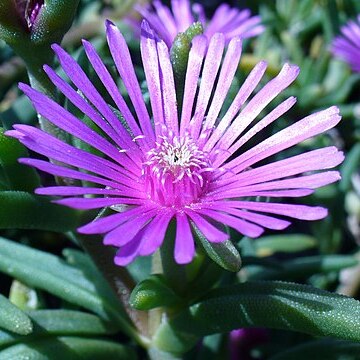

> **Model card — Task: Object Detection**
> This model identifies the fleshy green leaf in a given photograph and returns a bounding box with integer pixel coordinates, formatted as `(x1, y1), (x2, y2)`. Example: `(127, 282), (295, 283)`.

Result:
(269, 339), (360, 360)
(0, 128), (40, 191)
(130, 275), (182, 310)
(0, 237), (135, 339)
(340, 142), (360, 192)
(0, 295), (32, 335)
(170, 22), (203, 111)
(0, 191), (81, 231)
(153, 281), (360, 354)
(248, 255), (358, 280)
(195, 224), (242, 272)
(62, 248), (126, 314)
(254, 234), (317, 256)
(0, 310), (117, 349)
(0, 336), (135, 360)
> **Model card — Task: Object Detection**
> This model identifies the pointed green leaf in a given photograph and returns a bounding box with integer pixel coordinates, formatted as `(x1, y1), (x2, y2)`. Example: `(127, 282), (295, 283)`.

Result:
(249, 255), (358, 280)
(195, 224), (242, 272)
(62, 248), (126, 315)
(340, 142), (360, 192)
(0, 191), (81, 231)
(254, 234), (317, 256)
(0, 295), (32, 335)
(153, 281), (360, 354)
(0, 238), (135, 339)
(0, 310), (118, 349)
(130, 275), (182, 310)
(0, 336), (135, 360)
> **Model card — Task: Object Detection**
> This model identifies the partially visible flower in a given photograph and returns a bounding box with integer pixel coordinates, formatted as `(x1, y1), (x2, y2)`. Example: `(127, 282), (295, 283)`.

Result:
(7, 21), (343, 266)
(332, 15), (360, 72)
(14, 0), (44, 31)
(136, 0), (264, 47)
(229, 328), (269, 360)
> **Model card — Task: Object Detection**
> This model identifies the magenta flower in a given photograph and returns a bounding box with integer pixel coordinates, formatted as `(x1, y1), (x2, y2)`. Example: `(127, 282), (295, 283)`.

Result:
(7, 21), (343, 266)
(332, 15), (360, 72)
(136, 0), (264, 47)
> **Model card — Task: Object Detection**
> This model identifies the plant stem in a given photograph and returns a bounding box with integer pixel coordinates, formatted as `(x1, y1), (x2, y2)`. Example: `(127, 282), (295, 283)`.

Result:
(78, 234), (150, 343)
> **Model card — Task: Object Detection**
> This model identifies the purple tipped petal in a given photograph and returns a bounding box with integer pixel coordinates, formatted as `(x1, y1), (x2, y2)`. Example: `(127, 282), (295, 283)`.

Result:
(174, 213), (195, 264)
(180, 35), (207, 135)
(190, 33), (225, 140)
(114, 233), (144, 266)
(139, 211), (174, 256)
(106, 21), (154, 139)
(200, 36), (243, 143)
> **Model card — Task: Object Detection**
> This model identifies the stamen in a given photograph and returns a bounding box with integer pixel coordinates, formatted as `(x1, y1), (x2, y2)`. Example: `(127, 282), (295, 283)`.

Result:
(143, 129), (216, 207)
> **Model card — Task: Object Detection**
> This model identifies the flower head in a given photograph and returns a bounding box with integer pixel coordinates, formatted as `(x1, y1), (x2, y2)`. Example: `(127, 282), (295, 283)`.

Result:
(135, 0), (264, 47)
(7, 21), (343, 266)
(332, 15), (360, 72)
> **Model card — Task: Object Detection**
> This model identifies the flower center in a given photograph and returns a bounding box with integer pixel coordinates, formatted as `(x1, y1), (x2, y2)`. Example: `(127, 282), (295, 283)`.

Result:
(143, 130), (213, 207)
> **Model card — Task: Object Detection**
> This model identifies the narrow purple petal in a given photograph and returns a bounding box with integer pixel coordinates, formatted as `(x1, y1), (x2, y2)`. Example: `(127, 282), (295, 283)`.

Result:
(212, 146), (344, 190)
(82, 40), (153, 146)
(186, 210), (229, 243)
(114, 232), (144, 266)
(18, 84), (138, 170)
(103, 210), (157, 246)
(18, 158), (135, 191)
(215, 63), (300, 154)
(200, 36), (242, 143)
(215, 96), (297, 156)
(54, 197), (145, 210)
(204, 60), (267, 151)
(136, 4), (174, 47)
(197, 209), (264, 238)
(78, 206), (156, 234)
(157, 39), (179, 135)
(140, 21), (167, 136)
(206, 201), (328, 221)
(153, 0), (178, 37)
(36, 186), (137, 197)
(171, 0), (193, 32)
(106, 21), (154, 139)
(210, 171), (341, 199)
(180, 35), (207, 135)
(174, 212), (195, 264)
(12, 125), (140, 188)
(42, 65), (138, 154)
(51, 44), (138, 154)
(190, 33), (225, 140)
(220, 208), (291, 230)
(139, 211), (174, 256)
(222, 107), (341, 172)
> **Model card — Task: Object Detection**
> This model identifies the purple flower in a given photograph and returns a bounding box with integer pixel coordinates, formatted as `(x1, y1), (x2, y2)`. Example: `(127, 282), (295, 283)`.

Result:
(15, 0), (44, 31)
(332, 15), (360, 72)
(7, 21), (343, 266)
(136, 0), (264, 47)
